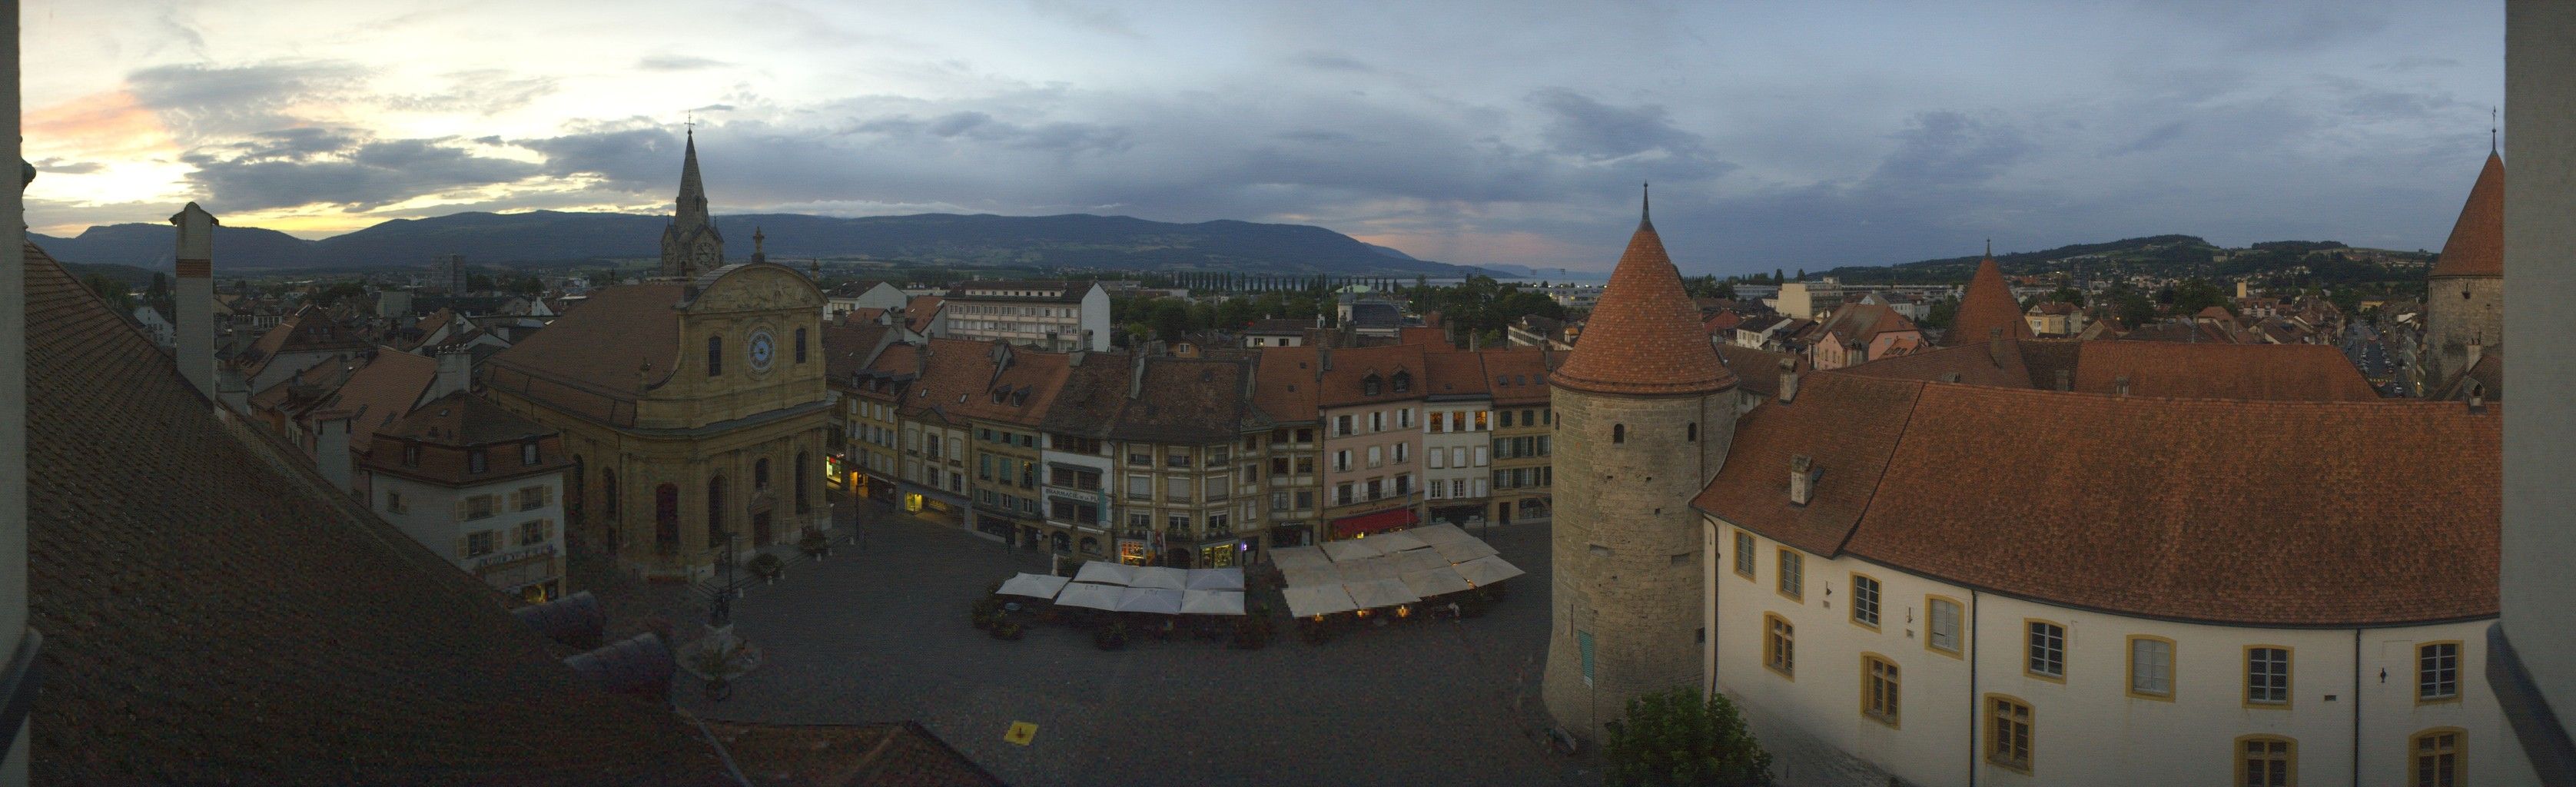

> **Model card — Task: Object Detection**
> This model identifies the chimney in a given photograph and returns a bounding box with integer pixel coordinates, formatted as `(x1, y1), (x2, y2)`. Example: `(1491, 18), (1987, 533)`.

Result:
(171, 203), (218, 397)
(314, 413), (355, 493)
(1776, 357), (1800, 404)
(1788, 455), (1814, 505)
(2469, 390), (2487, 414)
(2053, 369), (2071, 391)
(427, 350), (473, 403)
(2114, 375), (2131, 396)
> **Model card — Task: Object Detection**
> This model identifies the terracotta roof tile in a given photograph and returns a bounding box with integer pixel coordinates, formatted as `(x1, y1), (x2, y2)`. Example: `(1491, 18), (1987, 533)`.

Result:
(1109, 356), (1256, 443)
(1713, 344), (1807, 399)
(2430, 152), (2504, 278)
(483, 283), (685, 419)
(1251, 346), (1323, 422)
(1552, 215), (1733, 395)
(1947, 257), (2033, 346)
(1697, 373), (2497, 626)
(1838, 338), (2376, 402)
(1477, 347), (1553, 406)
(310, 349), (438, 450)
(1313, 344), (1428, 407)
(22, 242), (734, 782)
(1419, 349), (1489, 398)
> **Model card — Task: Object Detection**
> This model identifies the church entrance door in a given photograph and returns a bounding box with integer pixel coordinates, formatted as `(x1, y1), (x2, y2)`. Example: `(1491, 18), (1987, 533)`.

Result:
(752, 512), (772, 546)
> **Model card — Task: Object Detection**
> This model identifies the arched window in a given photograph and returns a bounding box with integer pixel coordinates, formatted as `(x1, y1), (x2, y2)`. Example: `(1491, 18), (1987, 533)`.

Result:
(602, 469), (619, 518)
(755, 458), (772, 490)
(795, 453), (812, 514)
(706, 477), (728, 546)
(1687, 423), (1698, 442)
(654, 483), (679, 550)
(1612, 423), (1625, 444)
(707, 335), (724, 376)
(795, 327), (808, 364)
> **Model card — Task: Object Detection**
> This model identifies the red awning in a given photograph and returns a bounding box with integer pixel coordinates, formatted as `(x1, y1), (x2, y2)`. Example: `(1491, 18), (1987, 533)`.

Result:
(1330, 507), (1420, 539)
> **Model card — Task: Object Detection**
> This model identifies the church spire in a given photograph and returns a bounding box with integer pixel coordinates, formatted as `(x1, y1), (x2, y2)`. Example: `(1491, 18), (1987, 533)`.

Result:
(1639, 182), (1651, 229)
(676, 128), (711, 234)
(659, 127), (724, 278)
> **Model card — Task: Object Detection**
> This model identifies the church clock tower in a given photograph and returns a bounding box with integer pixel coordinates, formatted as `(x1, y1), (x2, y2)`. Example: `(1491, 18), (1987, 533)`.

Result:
(659, 128), (725, 280)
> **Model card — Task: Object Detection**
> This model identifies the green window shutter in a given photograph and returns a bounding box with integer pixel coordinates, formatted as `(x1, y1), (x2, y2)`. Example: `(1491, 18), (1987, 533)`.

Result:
(1578, 630), (1595, 686)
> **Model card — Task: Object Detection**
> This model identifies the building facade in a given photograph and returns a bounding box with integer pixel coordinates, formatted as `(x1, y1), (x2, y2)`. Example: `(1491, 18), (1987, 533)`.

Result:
(362, 392), (571, 601)
(1419, 350), (1493, 528)
(1483, 347), (1555, 527)
(2422, 152), (2505, 391)
(1315, 344), (1429, 540)
(938, 281), (1111, 352)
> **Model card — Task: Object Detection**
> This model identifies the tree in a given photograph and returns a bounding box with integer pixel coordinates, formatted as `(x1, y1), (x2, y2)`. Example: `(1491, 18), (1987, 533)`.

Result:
(2047, 287), (2083, 304)
(2168, 277), (2229, 317)
(1920, 295), (1958, 329)
(84, 274), (137, 314)
(1150, 300), (1193, 341)
(1602, 686), (1774, 787)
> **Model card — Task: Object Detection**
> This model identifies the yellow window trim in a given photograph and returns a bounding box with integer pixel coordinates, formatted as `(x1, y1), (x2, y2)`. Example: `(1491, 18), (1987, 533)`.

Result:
(1861, 652), (1900, 729)
(2233, 734), (2298, 787)
(1775, 548), (1804, 603)
(2125, 634), (2178, 702)
(1924, 594), (1965, 659)
(2022, 618), (2067, 684)
(2243, 643), (2295, 710)
(1763, 613), (1795, 681)
(1983, 692), (2034, 775)
(2415, 639), (2465, 706)
(1732, 529), (1758, 581)
(2409, 726), (2466, 786)
(1848, 572), (1884, 631)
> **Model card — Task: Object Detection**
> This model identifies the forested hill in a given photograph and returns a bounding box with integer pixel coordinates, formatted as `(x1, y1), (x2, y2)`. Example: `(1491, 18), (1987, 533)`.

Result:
(1820, 234), (2432, 286)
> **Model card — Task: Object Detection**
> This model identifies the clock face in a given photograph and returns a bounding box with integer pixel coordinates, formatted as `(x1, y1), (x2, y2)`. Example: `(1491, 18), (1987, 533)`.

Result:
(748, 330), (776, 371)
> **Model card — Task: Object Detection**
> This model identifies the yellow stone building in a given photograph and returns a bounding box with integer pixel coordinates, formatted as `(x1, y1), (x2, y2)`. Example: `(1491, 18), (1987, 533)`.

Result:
(481, 138), (830, 579)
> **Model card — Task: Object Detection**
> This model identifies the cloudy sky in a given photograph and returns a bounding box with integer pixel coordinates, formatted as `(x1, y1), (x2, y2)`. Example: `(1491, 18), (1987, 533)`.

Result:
(22, 1), (2501, 274)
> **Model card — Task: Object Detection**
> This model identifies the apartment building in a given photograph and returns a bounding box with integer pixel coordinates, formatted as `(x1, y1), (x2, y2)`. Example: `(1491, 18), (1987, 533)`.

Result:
(938, 280), (1111, 352)
(1482, 347), (1555, 526)
(1313, 344), (1429, 540)
(1419, 350), (1493, 527)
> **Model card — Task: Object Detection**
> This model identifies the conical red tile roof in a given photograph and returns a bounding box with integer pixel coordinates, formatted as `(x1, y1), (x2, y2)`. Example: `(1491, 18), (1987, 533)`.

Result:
(1553, 213), (1734, 396)
(2430, 152), (2503, 278)
(1946, 257), (2033, 346)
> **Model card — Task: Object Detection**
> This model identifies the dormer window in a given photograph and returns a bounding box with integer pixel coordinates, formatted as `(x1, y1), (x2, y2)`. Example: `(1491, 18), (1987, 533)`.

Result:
(468, 449), (489, 474)
(1391, 371), (1412, 393)
(402, 441), (420, 467)
(1363, 374), (1382, 397)
(522, 439), (540, 465)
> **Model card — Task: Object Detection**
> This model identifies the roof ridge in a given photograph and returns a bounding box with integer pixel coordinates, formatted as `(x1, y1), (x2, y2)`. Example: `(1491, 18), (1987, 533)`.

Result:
(1829, 377), (1928, 556)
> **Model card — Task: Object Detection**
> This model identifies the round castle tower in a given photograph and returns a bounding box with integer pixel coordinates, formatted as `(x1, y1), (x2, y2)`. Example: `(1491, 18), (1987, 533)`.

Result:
(2423, 151), (2503, 390)
(1542, 194), (1741, 740)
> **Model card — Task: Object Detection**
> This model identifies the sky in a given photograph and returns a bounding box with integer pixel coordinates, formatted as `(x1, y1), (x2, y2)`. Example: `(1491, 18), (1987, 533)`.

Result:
(20, 1), (2504, 275)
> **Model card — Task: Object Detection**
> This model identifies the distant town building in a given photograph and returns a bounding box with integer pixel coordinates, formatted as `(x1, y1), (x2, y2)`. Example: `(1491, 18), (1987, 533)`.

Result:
(937, 280), (1110, 352)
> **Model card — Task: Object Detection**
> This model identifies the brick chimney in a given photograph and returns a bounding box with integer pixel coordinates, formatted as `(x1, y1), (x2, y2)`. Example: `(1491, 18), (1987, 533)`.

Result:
(1788, 454), (1814, 505)
(171, 203), (217, 397)
(1776, 357), (1800, 404)
(425, 349), (473, 403)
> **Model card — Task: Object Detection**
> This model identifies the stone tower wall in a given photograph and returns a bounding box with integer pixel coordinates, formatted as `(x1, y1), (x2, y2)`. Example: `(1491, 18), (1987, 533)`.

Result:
(1542, 384), (1738, 740)
(2425, 274), (2504, 387)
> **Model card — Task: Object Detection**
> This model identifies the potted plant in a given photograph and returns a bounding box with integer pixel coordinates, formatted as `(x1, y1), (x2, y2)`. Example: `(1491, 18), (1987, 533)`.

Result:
(798, 527), (830, 560)
(1094, 620), (1129, 651)
(991, 620), (1025, 640)
(747, 553), (785, 583)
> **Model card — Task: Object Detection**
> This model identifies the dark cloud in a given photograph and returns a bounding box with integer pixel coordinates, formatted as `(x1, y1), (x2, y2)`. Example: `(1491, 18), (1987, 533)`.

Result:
(32, 158), (104, 175)
(639, 55), (731, 71)
(1529, 88), (1706, 162)
(1866, 111), (2031, 189)
(124, 60), (368, 141)
(1292, 51), (1375, 73)
(2109, 121), (2187, 156)
(848, 111), (1132, 154)
(180, 131), (541, 212)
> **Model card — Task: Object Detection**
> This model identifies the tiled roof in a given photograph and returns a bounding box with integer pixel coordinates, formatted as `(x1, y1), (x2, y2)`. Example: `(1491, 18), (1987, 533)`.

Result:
(1479, 347), (1553, 406)
(1814, 302), (1917, 347)
(898, 338), (1069, 427)
(1038, 351), (1135, 437)
(311, 349), (438, 452)
(905, 295), (944, 334)
(1696, 373), (2498, 626)
(362, 393), (570, 486)
(2429, 152), (2504, 278)
(1244, 318), (1311, 334)
(1108, 356), (1256, 443)
(483, 282), (685, 420)
(1551, 215), (1733, 396)
(1250, 346), (1323, 422)
(1313, 344), (1427, 407)
(822, 320), (894, 383)
(1419, 349), (1489, 400)
(1713, 344), (1807, 400)
(1837, 338), (2376, 402)
(1947, 257), (2033, 346)
(22, 242), (736, 782)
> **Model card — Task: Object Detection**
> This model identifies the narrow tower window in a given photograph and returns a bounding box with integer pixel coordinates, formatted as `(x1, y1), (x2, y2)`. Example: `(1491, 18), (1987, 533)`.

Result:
(1612, 423), (1625, 444)
(1687, 422), (1698, 442)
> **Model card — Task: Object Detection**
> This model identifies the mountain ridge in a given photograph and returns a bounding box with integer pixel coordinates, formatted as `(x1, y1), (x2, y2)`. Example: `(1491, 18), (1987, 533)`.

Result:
(29, 210), (1498, 277)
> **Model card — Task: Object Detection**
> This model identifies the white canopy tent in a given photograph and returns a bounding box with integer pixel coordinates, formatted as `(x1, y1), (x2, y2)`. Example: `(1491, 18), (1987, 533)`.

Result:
(1403, 523), (1473, 546)
(1336, 556), (1401, 583)
(1129, 566), (1190, 590)
(1430, 539), (1499, 563)
(1283, 585), (1360, 617)
(1054, 582), (1127, 611)
(1181, 589), (1247, 616)
(1363, 530), (1429, 553)
(997, 573), (1071, 599)
(1393, 550), (1451, 575)
(1321, 539), (1384, 563)
(1400, 568), (1473, 598)
(1453, 555), (1526, 586)
(1281, 565), (1340, 588)
(1184, 567), (1244, 590)
(1115, 586), (1188, 614)
(1343, 577), (1422, 609)
(1270, 546), (1333, 570)
(1073, 561), (1139, 587)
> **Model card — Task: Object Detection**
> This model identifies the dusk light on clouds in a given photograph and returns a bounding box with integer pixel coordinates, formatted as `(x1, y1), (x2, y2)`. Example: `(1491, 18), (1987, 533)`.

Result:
(19, 0), (2502, 274)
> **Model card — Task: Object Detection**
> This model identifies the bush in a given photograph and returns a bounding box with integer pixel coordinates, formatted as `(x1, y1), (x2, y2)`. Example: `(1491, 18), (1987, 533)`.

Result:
(798, 527), (830, 557)
(970, 596), (1004, 629)
(1601, 687), (1774, 787)
(747, 553), (785, 580)
(991, 621), (1024, 640)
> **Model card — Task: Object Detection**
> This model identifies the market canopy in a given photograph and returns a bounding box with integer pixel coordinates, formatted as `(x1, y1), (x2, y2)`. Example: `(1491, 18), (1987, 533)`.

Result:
(1322, 539), (1384, 563)
(1185, 567), (1245, 591)
(1281, 565), (1341, 588)
(1181, 589), (1247, 616)
(1404, 523), (1473, 546)
(1115, 586), (1187, 615)
(1343, 577), (1422, 609)
(1283, 585), (1360, 617)
(1330, 507), (1419, 539)
(997, 573), (1071, 599)
(1336, 556), (1401, 583)
(1270, 546), (1332, 570)
(1393, 550), (1451, 575)
(1129, 566), (1189, 590)
(1454, 555), (1526, 586)
(1431, 539), (1499, 563)
(1054, 582), (1127, 611)
(1401, 568), (1473, 599)
(1363, 530), (1429, 553)
(1074, 561), (1139, 587)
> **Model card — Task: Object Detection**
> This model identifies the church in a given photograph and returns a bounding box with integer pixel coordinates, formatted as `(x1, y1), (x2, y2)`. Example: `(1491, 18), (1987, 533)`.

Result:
(481, 132), (832, 580)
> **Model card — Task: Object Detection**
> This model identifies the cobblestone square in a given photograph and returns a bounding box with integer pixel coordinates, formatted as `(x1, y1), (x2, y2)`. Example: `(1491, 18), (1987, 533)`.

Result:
(673, 504), (1597, 787)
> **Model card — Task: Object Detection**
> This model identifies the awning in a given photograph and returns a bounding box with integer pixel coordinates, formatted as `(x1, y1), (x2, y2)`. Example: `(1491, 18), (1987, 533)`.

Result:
(1329, 507), (1419, 539)
(1073, 561), (1139, 586)
(1054, 582), (1127, 611)
(1283, 585), (1359, 617)
(1129, 566), (1189, 590)
(1400, 568), (1473, 598)
(1405, 523), (1472, 546)
(1322, 539), (1385, 563)
(1181, 589), (1247, 616)
(997, 573), (1071, 599)
(1362, 530), (1430, 553)
(1281, 565), (1340, 588)
(1454, 555), (1526, 586)
(1270, 546), (1332, 571)
(1185, 567), (1245, 591)
(1115, 586), (1187, 615)
(1343, 577), (1422, 609)
(1431, 539), (1499, 563)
